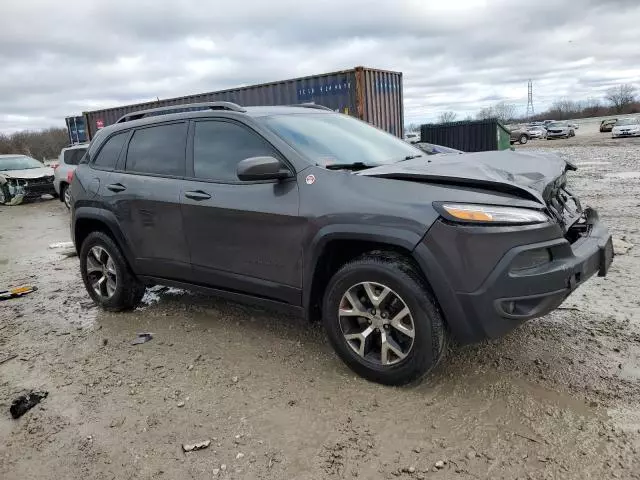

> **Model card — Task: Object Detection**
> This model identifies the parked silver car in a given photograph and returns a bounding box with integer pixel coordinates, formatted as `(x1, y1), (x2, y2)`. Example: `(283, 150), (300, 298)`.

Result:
(527, 125), (547, 139)
(53, 144), (87, 209)
(546, 122), (574, 139)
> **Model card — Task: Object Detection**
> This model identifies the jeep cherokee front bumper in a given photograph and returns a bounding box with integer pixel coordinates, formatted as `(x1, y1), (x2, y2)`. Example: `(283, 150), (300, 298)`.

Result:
(413, 208), (613, 343)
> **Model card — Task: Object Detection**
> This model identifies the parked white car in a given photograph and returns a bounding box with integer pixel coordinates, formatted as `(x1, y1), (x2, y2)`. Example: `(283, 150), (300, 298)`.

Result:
(404, 132), (420, 144)
(53, 144), (88, 209)
(611, 117), (640, 138)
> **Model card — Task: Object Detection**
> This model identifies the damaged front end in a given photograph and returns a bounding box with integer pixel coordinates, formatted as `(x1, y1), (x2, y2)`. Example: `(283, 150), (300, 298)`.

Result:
(0, 176), (55, 206)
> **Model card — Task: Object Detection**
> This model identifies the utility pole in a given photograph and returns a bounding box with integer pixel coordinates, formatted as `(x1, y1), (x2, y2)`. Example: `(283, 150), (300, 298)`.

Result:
(526, 80), (534, 119)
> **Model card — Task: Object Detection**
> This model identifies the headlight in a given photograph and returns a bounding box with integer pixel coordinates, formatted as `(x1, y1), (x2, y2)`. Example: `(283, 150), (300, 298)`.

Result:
(437, 203), (549, 225)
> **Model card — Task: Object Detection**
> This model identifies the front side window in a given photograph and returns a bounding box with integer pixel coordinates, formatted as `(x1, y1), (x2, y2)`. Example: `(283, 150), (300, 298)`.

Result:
(193, 121), (278, 182)
(93, 132), (128, 169)
(259, 113), (422, 168)
(126, 123), (187, 176)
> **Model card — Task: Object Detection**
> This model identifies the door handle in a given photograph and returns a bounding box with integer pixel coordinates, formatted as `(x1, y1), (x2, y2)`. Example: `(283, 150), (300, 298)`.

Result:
(107, 183), (126, 192)
(184, 190), (212, 201)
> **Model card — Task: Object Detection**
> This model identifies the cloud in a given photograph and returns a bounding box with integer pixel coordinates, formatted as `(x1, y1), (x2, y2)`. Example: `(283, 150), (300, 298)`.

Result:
(0, 0), (639, 132)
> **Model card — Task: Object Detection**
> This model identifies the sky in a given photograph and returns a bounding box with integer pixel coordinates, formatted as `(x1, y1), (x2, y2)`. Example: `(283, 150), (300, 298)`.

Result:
(1, 0), (639, 133)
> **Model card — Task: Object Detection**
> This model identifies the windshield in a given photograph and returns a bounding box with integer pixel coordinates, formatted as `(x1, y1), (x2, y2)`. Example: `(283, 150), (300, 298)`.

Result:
(548, 122), (565, 128)
(260, 113), (423, 167)
(0, 155), (44, 171)
(616, 118), (639, 126)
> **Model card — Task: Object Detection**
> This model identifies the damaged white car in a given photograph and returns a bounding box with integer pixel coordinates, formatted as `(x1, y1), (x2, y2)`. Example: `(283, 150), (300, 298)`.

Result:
(0, 154), (56, 205)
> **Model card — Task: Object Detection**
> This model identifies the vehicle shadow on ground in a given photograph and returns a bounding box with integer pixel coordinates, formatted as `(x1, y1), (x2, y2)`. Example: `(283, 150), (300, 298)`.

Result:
(100, 287), (639, 404)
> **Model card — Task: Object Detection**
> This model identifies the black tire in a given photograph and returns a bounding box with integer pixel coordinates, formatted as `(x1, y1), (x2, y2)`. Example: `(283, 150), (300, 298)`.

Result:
(322, 252), (447, 386)
(519, 134), (528, 145)
(79, 231), (145, 311)
(60, 183), (71, 209)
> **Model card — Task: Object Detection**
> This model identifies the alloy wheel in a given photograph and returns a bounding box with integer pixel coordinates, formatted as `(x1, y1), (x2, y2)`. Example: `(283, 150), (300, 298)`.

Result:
(338, 282), (415, 366)
(63, 186), (72, 209)
(86, 246), (117, 299)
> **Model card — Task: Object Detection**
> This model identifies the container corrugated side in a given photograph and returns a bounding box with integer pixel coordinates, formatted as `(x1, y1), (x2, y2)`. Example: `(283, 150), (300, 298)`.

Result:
(358, 68), (403, 138)
(83, 67), (404, 139)
(420, 119), (505, 152)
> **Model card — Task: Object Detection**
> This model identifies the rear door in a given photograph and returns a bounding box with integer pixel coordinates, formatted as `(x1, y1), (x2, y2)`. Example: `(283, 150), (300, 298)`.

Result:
(180, 119), (303, 305)
(106, 122), (192, 279)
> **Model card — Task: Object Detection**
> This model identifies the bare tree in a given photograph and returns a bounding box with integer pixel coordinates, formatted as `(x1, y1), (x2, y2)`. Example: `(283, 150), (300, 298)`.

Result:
(476, 102), (516, 123)
(438, 111), (457, 123)
(606, 84), (636, 114)
(0, 128), (69, 160)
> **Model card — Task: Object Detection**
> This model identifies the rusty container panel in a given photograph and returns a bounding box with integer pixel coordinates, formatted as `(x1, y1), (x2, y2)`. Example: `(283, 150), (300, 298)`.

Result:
(83, 67), (403, 139)
(358, 68), (404, 137)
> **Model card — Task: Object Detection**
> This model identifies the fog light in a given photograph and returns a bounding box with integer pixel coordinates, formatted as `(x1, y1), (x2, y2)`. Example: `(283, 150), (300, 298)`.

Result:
(510, 248), (552, 273)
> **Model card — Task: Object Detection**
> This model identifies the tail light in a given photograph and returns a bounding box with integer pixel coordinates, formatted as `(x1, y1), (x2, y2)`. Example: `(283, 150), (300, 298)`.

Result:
(67, 170), (74, 183)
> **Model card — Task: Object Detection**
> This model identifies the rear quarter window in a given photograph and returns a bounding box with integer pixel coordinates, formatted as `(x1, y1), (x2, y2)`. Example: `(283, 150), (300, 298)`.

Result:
(63, 148), (87, 166)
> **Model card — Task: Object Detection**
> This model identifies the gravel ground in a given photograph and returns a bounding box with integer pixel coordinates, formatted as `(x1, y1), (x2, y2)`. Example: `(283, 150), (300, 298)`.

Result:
(1, 136), (639, 479)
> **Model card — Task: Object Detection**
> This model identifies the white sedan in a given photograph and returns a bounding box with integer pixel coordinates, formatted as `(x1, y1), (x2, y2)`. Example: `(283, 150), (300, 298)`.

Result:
(611, 117), (640, 138)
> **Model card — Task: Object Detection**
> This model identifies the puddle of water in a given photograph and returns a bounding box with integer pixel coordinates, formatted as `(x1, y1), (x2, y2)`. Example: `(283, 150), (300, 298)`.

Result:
(605, 171), (640, 179)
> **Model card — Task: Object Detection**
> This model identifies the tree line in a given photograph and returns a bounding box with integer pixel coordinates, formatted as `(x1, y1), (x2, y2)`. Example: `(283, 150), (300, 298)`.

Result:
(0, 128), (69, 161)
(411, 83), (638, 129)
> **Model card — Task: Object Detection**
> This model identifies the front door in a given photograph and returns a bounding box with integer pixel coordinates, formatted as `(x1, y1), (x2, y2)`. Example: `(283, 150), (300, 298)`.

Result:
(181, 119), (303, 305)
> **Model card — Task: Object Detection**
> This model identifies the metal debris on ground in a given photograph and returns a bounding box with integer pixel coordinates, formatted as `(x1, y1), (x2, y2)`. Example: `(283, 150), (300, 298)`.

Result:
(131, 333), (153, 345)
(182, 440), (211, 452)
(10, 391), (48, 419)
(48, 241), (75, 249)
(0, 285), (38, 301)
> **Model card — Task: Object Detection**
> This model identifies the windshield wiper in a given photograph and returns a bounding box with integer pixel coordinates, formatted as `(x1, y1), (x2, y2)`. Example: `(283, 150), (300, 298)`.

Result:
(395, 154), (423, 163)
(324, 162), (375, 171)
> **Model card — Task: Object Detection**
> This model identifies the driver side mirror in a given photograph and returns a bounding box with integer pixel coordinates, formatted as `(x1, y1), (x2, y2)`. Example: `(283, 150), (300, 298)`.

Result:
(236, 156), (292, 181)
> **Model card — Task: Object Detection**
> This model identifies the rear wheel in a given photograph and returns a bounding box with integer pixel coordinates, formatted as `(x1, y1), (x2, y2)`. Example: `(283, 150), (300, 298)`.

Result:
(519, 134), (528, 145)
(323, 253), (447, 385)
(79, 231), (145, 311)
(61, 183), (72, 209)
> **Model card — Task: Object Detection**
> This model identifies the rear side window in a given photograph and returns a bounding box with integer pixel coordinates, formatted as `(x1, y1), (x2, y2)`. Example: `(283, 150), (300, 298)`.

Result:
(193, 121), (278, 182)
(63, 148), (87, 165)
(126, 123), (187, 176)
(93, 132), (128, 169)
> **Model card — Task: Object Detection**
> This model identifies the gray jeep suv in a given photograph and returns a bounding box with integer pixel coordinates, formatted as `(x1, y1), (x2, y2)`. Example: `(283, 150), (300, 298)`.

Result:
(70, 102), (613, 385)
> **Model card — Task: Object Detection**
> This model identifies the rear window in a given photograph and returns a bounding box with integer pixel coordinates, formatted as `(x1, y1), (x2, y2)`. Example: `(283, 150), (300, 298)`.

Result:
(125, 123), (187, 176)
(63, 148), (87, 166)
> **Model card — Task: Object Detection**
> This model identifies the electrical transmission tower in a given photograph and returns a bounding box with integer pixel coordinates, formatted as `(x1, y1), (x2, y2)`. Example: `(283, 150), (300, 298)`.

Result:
(526, 80), (534, 119)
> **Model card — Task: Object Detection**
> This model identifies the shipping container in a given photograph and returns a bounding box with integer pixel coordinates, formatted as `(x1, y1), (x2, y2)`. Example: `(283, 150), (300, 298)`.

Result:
(82, 66), (403, 139)
(420, 118), (511, 152)
(64, 116), (87, 144)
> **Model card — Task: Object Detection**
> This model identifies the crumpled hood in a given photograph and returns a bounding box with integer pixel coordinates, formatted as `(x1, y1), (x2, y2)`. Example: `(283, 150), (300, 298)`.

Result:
(0, 167), (54, 179)
(358, 149), (574, 204)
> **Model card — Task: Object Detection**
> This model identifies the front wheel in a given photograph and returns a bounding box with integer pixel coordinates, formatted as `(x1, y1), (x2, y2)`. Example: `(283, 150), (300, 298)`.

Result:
(519, 134), (528, 145)
(323, 253), (447, 385)
(79, 231), (146, 311)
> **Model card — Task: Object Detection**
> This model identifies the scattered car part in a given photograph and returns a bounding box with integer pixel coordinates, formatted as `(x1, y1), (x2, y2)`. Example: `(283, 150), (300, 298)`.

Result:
(131, 333), (153, 345)
(10, 391), (48, 419)
(0, 285), (38, 301)
(182, 440), (211, 452)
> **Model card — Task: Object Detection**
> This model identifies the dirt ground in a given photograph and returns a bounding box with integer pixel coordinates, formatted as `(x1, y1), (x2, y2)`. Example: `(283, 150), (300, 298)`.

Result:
(1, 134), (640, 479)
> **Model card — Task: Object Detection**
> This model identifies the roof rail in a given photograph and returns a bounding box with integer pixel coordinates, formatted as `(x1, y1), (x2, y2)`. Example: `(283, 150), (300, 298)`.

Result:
(290, 103), (334, 111)
(115, 101), (247, 124)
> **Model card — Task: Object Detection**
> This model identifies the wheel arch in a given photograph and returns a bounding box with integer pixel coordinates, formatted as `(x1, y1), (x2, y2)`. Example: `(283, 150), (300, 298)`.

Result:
(73, 207), (135, 267)
(303, 226), (430, 323)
